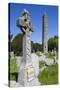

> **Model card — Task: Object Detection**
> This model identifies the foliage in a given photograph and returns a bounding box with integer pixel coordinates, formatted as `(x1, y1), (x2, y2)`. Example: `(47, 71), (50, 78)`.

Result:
(48, 36), (58, 51)
(8, 32), (13, 52)
(11, 33), (23, 56)
(38, 64), (58, 85)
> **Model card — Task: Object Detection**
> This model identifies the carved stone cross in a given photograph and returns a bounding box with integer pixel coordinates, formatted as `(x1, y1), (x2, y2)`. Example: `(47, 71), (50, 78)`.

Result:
(16, 9), (40, 86)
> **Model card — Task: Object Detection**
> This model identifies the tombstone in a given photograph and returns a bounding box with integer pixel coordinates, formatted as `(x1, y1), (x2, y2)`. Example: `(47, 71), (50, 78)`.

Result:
(17, 9), (40, 86)
(54, 48), (56, 55)
(42, 13), (48, 54)
(10, 51), (14, 59)
(52, 49), (54, 54)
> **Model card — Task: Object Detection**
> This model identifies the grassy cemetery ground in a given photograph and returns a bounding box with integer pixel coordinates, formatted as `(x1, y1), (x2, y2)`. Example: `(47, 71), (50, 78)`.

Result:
(9, 52), (58, 85)
(9, 58), (18, 81)
(47, 51), (58, 59)
(38, 64), (58, 85)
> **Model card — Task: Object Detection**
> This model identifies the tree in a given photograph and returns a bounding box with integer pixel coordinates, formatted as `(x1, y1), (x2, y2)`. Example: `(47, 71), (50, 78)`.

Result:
(8, 32), (13, 52)
(11, 33), (23, 56)
(48, 36), (58, 51)
(31, 41), (42, 52)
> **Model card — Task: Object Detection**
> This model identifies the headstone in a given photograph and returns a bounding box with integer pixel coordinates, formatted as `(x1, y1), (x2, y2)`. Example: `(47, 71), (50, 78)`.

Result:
(54, 48), (56, 55)
(17, 9), (40, 86)
(42, 13), (48, 54)
(52, 49), (54, 54)
(10, 51), (14, 59)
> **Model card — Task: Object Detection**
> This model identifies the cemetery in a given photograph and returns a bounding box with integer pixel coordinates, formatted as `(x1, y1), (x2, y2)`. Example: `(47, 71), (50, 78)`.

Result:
(9, 8), (58, 87)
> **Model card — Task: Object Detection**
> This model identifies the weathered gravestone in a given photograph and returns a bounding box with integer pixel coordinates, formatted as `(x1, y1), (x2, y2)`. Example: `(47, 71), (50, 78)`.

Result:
(17, 9), (40, 86)
(10, 51), (14, 59)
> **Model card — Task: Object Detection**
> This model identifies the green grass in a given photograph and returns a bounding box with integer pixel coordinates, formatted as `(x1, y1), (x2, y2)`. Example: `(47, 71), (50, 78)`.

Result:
(9, 58), (18, 81)
(38, 64), (58, 85)
(10, 58), (18, 73)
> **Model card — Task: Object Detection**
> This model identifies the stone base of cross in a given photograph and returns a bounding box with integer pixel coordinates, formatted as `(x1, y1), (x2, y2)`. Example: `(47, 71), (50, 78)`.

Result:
(18, 63), (40, 86)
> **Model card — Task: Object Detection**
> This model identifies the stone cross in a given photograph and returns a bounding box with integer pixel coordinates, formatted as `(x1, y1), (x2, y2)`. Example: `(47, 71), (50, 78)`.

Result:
(17, 9), (40, 86)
